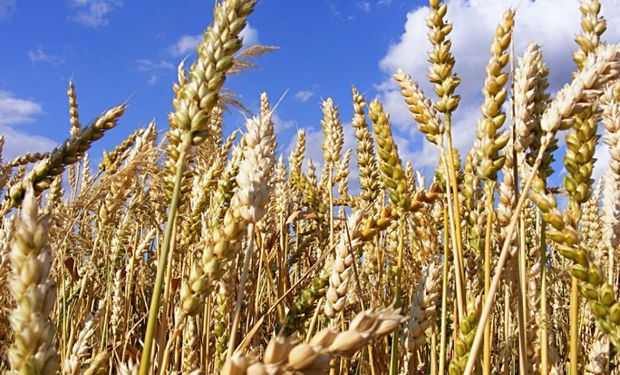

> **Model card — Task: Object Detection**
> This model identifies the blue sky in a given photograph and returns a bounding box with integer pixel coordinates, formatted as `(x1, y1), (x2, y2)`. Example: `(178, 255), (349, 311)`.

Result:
(0, 0), (418, 161)
(1, 0), (620, 182)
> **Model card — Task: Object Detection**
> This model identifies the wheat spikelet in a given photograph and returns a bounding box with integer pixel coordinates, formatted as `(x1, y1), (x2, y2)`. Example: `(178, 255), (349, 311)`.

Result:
(514, 43), (544, 162)
(63, 307), (102, 375)
(324, 210), (363, 319)
(351, 88), (380, 205)
(67, 80), (81, 137)
(474, 9), (514, 180)
(601, 83), (620, 268)
(369, 99), (409, 212)
(320, 98), (344, 166)
(222, 307), (405, 374)
(6, 104), (126, 209)
(403, 261), (441, 372)
(426, 0), (460, 113)
(448, 296), (482, 375)
(574, 0), (607, 69)
(394, 69), (443, 144)
(8, 186), (58, 375)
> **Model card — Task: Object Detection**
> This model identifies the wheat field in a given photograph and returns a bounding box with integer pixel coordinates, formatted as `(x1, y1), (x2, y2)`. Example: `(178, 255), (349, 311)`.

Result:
(0, 0), (619, 374)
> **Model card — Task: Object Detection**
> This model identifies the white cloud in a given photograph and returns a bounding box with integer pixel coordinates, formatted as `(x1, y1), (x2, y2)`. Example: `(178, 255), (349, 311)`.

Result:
(167, 34), (202, 57)
(377, 0), (620, 175)
(377, 0), (392, 6)
(593, 143), (610, 182)
(272, 111), (297, 135)
(0, 92), (56, 160)
(294, 90), (315, 103)
(358, 1), (371, 13)
(240, 23), (260, 47)
(27, 47), (64, 65)
(135, 59), (174, 71)
(168, 23), (260, 57)
(0, 0), (15, 20)
(0, 91), (42, 126)
(69, 0), (122, 28)
(0, 126), (57, 160)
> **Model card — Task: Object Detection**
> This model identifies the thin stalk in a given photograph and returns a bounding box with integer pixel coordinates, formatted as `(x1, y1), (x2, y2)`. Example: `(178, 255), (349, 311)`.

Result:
(503, 287), (511, 374)
(483, 182), (494, 375)
(157, 221), (178, 370)
(444, 113), (465, 275)
(202, 297), (211, 371)
(389, 217), (405, 375)
(305, 297), (324, 342)
(511, 41), (529, 375)
(139, 133), (192, 375)
(438, 205), (450, 375)
(441, 148), (466, 320)
(514, 245), (528, 375)
(277, 213), (286, 321)
(539, 218), (549, 375)
(569, 277), (579, 375)
(431, 322), (438, 375)
(227, 223), (256, 360)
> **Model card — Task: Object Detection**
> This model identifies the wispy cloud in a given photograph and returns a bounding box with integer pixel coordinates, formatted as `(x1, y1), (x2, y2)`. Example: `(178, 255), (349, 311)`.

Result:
(377, 0), (392, 6)
(0, 91), (56, 159)
(0, 0), (15, 21)
(68, 0), (122, 28)
(358, 1), (371, 13)
(135, 59), (174, 71)
(294, 90), (315, 103)
(27, 47), (64, 65)
(326, 0), (356, 22)
(146, 74), (158, 86)
(168, 23), (260, 57)
(135, 59), (174, 85)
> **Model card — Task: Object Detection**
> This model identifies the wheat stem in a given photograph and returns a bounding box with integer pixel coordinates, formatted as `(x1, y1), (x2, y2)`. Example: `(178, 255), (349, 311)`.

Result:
(227, 223), (256, 360)
(139, 133), (191, 375)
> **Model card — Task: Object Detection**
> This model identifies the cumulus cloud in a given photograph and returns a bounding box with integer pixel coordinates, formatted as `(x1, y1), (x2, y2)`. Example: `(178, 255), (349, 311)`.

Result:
(28, 47), (64, 65)
(0, 91), (56, 160)
(294, 90), (315, 103)
(168, 23), (260, 57)
(69, 0), (122, 28)
(377, 0), (620, 175)
(0, 0), (15, 20)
